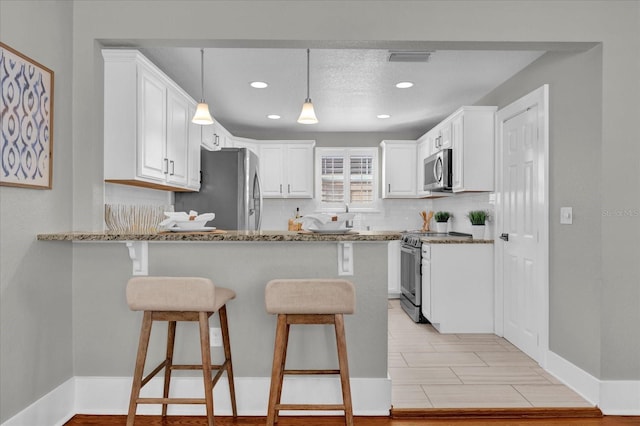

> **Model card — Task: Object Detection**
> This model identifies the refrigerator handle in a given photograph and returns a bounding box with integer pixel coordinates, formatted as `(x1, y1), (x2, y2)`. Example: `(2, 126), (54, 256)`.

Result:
(256, 172), (263, 231)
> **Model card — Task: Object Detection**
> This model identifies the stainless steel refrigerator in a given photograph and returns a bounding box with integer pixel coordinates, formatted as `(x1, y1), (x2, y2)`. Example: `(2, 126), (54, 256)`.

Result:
(175, 148), (262, 230)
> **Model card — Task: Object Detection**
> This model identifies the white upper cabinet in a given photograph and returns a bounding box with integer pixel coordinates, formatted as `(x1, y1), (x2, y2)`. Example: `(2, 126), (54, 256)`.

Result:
(416, 135), (430, 197)
(202, 120), (231, 151)
(380, 140), (417, 198)
(103, 49), (201, 192)
(229, 136), (259, 155)
(449, 106), (497, 193)
(259, 141), (315, 198)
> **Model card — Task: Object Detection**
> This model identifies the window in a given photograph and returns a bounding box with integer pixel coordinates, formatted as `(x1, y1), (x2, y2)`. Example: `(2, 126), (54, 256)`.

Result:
(315, 147), (378, 210)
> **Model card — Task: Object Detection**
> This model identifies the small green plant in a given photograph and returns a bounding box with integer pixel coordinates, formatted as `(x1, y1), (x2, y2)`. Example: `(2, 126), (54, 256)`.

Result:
(467, 210), (487, 225)
(434, 211), (451, 222)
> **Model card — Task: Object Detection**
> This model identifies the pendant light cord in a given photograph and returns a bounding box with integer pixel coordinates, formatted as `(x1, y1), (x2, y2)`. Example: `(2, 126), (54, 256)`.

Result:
(200, 48), (205, 102)
(306, 48), (310, 101)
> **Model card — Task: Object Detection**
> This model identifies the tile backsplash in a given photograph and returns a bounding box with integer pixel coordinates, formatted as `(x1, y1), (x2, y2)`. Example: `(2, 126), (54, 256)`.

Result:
(104, 183), (493, 237)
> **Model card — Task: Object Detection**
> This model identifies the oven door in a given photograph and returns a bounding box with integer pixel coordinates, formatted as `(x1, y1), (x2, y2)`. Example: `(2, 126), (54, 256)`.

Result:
(400, 244), (421, 305)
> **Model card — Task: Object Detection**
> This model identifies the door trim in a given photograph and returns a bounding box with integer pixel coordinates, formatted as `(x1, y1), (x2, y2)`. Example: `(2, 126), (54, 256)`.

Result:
(494, 84), (549, 366)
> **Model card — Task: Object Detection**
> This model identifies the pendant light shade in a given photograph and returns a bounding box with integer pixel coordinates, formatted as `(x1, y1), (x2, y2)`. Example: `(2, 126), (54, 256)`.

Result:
(297, 49), (318, 124)
(192, 48), (214, 125)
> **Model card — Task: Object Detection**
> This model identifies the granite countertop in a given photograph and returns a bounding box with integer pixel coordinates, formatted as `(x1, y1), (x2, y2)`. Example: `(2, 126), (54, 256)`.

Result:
(36, 230), (402, 242)
(421, 236), (494, 244)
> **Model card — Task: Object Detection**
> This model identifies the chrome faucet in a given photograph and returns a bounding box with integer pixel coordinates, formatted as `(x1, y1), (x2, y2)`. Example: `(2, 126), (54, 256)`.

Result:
(345, 204), (353, 228)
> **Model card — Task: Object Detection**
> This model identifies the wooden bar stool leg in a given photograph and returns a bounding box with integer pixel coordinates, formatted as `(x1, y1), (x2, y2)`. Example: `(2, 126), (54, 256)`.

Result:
(266, 314), (288, 426)
(162, 320), (177, 417)
(127, 311), (153, 426)
(335, 314), (354, 426)
(199, 312), (215, 426)
(219, 305), (238, 417)
(274, 317), (291, 423)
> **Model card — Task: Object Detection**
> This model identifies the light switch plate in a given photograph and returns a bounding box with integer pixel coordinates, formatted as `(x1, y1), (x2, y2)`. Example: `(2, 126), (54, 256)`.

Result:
(560, 207), (573, 224)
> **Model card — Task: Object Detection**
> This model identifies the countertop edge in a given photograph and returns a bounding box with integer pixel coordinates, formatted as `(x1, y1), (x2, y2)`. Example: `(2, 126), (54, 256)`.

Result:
(36, 231), (493, 244)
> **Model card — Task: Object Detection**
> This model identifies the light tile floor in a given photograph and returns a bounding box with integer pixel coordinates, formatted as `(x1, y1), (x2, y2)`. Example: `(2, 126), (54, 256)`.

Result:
(388, 299), (594, 408)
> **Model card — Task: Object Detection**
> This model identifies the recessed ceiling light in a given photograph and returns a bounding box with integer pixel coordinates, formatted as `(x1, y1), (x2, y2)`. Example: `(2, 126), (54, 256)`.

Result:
(377, 114), (391, 119)
(250, 81), (268, 89)
(395, 81), (414, 89)
(267, 114), (281, 120)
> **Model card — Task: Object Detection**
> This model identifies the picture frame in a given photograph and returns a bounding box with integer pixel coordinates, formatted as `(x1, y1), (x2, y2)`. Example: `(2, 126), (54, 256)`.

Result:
(0, 42), (54, 189)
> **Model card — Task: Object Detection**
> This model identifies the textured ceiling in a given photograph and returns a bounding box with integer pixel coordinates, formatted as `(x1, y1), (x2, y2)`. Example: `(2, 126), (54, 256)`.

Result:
(139, 47), (544, 137)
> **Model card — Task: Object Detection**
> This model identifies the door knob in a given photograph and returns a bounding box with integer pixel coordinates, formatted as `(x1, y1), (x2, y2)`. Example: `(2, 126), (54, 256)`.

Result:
(499, 233), (509, 242)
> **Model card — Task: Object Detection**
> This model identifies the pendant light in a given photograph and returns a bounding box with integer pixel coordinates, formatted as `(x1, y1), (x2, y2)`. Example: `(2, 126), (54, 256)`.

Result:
(192, 48), (214, 125)
(297, 49), (318, 124)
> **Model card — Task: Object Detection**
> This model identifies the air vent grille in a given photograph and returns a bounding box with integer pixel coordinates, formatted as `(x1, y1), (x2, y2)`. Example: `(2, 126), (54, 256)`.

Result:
(388, 51), (432, 63)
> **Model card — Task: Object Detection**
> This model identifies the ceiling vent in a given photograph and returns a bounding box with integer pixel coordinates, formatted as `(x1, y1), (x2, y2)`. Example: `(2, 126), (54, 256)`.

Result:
(388, 51), (432, 63)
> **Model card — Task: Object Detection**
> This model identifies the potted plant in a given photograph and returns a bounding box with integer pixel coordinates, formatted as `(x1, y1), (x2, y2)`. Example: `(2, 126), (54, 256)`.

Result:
(467, 210), (487, 239)
(434, 211), (451, 233)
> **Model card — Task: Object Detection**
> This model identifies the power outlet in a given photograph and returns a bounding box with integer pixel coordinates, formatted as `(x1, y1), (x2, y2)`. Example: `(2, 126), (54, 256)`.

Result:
(209, 327), (222, 347)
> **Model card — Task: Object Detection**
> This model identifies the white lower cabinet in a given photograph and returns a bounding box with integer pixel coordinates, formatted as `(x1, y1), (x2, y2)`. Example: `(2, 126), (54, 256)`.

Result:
(388, 240), (401, 296)
(421, 243), (494, 333)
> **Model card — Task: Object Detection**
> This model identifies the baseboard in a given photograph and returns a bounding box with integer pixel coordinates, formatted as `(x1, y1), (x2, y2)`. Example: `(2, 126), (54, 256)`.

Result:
(546, 350), (640, 415)
(1, 378), (75, 426)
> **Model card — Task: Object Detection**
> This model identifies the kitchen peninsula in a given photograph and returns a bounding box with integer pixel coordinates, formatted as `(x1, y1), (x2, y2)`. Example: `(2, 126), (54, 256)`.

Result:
(36, 230), (399, 415)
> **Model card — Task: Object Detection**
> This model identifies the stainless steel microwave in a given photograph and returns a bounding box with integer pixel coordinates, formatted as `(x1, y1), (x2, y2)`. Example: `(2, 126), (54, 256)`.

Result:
(423, 149), (452, 192)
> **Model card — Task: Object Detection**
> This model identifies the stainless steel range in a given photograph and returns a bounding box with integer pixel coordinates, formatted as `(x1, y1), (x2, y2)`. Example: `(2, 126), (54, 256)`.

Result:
(399, 230), (471, 322)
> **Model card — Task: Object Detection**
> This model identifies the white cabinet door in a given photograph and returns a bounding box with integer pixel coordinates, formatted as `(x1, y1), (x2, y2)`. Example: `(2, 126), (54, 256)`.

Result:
(260, 144), (286, 197)
(381, 140), (417, 198)
(421, 256), (431, 320)
(104, 49), (201, 192)
(259, 141), (314, 198)
(187, 105), (202, 190)
(285, 143), (314, 198)
(388, 240), (401, 296)
(416, 137), (429, 197)
(450, 106), (496, 193)
(428, 243), (494, 333)
(451, 113), (464, 191)
(137, 66), (167, 182)
(165, 89), (190, 187)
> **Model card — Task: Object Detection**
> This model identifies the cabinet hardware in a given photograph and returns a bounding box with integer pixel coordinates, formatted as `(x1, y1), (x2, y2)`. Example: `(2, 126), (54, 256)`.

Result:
(388, 183), (391, 193)
(280, 184), (283, 194)
(499, 233), (509, 242)
(287, 184), (291, 194)
(170, 160), (175, 176)
(163, 158), (169, 174)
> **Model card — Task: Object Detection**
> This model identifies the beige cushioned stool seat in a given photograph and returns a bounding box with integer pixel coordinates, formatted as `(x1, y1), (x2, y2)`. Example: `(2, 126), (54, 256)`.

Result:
(265, 279), (355, 314)
(127, 276), (236, 312)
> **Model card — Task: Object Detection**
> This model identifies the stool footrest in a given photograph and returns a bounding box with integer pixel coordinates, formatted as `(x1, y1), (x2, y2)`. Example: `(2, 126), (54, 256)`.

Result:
(284, 369), (341, 375)
(276, 403), (346, 411)
(170, 363), (226, 371)
(137, 397), (206, 405)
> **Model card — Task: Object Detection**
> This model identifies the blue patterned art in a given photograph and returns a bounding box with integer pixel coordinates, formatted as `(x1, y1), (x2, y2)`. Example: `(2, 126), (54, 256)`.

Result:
(1, 43), (54, 189)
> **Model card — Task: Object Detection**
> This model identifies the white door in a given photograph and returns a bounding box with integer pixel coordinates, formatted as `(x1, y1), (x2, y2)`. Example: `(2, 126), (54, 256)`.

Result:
(496, 85), (549, 364)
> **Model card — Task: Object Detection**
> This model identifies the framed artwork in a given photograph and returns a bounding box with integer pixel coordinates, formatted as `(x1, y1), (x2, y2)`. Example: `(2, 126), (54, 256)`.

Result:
(0, 42), (54, 189)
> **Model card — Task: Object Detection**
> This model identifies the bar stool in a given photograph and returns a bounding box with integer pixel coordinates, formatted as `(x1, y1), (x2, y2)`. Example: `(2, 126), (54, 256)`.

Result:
(125, 277), (238, 426)
(265, 278), (356, 426)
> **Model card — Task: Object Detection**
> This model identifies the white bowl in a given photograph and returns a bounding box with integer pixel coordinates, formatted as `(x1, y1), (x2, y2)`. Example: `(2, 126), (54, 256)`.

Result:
(172, 219), (210, 230)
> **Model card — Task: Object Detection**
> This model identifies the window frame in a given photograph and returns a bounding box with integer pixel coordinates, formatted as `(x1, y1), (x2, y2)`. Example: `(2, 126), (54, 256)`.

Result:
(315, 147), (380, 212)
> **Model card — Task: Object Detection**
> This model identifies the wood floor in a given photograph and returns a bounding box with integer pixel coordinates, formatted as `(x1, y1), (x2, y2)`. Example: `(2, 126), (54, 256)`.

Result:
(64, 414), (640, 425)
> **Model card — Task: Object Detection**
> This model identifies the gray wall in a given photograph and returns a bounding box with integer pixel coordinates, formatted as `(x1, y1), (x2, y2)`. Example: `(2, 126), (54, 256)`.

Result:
(477, 47), (604, 376)
(1, 0), (639, 422)
(72, 242), (388, 378)
(0, 1), (75, 422)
